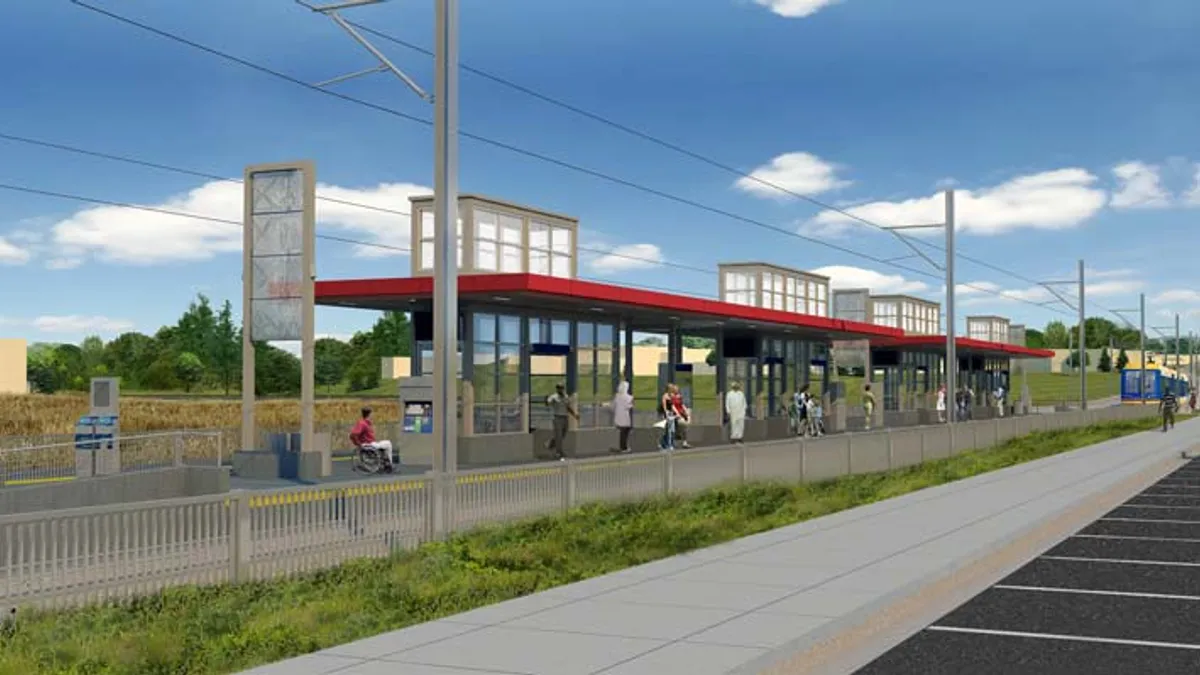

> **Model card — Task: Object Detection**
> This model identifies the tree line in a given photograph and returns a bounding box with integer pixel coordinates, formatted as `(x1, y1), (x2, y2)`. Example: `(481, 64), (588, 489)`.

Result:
(26, 294), (411, 396)
(1025, 317), (1182, 373)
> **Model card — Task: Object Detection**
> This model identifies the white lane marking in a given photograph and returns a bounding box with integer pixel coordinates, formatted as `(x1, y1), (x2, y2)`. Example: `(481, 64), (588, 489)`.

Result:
(926, 625), (1200, 650)
(1073, 533), (1200, 544)
(1114, 503), (1200, 510)
(1099, 517), (1200, 525)
(1040, 555), (1200, 568)
(993, 584), (1200, 602)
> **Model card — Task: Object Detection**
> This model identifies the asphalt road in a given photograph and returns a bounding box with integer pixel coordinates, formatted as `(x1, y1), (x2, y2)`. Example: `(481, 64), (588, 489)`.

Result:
(855, 456), (1200, 674)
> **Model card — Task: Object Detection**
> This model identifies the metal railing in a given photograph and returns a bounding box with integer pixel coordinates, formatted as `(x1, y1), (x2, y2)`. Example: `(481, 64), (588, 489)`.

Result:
(0, 404), (1158, 612)
(0, 431), (224, 486)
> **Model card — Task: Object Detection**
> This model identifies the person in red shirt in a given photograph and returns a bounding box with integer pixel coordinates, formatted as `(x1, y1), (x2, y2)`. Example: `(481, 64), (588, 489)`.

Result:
(669, 384), (691, 449)
(351, 407), (394, 471)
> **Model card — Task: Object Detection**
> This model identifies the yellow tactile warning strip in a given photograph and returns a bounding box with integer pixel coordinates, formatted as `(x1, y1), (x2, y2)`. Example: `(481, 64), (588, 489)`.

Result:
(753, 446), (1194, 675)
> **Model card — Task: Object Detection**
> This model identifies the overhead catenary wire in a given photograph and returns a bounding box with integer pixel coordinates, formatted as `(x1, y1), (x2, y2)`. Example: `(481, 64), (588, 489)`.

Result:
(348, 20), (1080, 294)
(66, 0), (1074, 317)
(0, 180), (718, 280)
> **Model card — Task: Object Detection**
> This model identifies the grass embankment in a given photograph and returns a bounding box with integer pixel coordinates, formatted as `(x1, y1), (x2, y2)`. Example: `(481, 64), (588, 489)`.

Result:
(0, 413), (1177, 675)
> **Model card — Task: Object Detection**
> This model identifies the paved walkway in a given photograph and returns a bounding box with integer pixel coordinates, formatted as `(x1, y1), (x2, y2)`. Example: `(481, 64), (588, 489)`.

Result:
(858, 456), (1200, 674)
(239, 420), (1198, 675)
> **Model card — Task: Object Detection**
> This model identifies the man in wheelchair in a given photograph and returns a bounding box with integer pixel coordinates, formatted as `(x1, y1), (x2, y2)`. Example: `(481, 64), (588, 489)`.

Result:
(351, 406), (396, 473)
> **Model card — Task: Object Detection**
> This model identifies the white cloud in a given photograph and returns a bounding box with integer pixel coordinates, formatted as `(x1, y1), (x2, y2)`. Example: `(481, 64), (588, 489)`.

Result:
(810, 265), (928, 295)
(40, 179), (428, 268)
(0, 314), (135, 336)
(0, 236), (31, 265)
(1184, 164), (1200, 207)
(1154, 289), (1200, 305)
(751, 0), (841, 18)
(1110, 161), (1171, 209)
(804, 168), (1107, 238)
(735, 152), (850, 200)
(588, 243), (665, 274)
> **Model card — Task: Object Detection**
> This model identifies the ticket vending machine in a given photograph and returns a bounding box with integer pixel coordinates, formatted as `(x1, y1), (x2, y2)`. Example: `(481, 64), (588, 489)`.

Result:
(398, 375), (435, 467)
(75, 377), (121, 478)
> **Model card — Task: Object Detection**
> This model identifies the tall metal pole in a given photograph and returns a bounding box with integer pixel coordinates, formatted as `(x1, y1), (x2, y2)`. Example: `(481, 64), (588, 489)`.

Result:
(432, 0), (459, 536)
(944, 189), (956, 425)
(1175, 313), (1180, 375)
(1078, 259), (1086, 410)
(1140, 293), (1146, 405)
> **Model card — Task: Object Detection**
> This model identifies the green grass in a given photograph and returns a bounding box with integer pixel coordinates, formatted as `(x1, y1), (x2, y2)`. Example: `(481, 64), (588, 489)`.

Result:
(0, 412), (1179, 675)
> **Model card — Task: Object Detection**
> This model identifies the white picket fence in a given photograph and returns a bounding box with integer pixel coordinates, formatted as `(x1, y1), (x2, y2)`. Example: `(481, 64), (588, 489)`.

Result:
(0, 405), (1158, 612)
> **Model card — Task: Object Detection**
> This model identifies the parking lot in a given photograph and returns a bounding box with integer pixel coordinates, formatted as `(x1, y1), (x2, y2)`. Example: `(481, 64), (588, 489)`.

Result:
(856, 456), (1200, 674)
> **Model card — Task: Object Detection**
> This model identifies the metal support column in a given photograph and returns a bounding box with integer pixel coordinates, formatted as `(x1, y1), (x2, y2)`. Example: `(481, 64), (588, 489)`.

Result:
(431, 0), (460, 537)
(623, 323), (634, 385)
(944, 189), (956, 426)
(1141, 293), (1147, 405)
(1078, 259), (1086, 410)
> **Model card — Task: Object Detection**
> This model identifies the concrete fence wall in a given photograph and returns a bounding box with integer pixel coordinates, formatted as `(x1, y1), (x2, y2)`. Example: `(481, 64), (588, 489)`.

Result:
(0, 403), (1159, 613)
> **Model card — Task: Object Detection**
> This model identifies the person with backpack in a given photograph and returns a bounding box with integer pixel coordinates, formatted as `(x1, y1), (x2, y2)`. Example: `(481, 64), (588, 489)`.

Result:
(1161, 388), (1178, 432)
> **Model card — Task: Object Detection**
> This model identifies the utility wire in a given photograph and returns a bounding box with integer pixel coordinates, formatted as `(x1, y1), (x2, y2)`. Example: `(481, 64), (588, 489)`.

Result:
(0, 180), (716, 280)
(67, 0), (1072, 316)
(0, 131), (713, 276)
(349, 20), (1078, 293)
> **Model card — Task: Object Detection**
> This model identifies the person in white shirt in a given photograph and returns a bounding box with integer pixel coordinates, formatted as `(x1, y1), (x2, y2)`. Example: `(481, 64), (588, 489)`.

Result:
(725, 381), (747, 444)
(610, 381), (634, 454)
(994, 384), (1006, 418)
(936, 384), (947, 423)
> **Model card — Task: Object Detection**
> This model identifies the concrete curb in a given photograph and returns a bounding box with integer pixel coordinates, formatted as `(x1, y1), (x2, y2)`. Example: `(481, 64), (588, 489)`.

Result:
(733, 422), (1200, 675)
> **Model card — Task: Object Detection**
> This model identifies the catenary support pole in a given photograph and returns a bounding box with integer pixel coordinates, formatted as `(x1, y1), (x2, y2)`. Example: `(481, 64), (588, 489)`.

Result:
(432, 0), (459, 538)
(944, 189), (955, 426)
(1175, 313), (1180, 375)
(1140, 293), (1146, 405)
(1078, 259), (1086, 410)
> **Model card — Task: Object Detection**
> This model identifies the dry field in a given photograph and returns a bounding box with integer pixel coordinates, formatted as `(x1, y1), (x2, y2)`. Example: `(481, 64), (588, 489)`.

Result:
(0, 394), (401, 438)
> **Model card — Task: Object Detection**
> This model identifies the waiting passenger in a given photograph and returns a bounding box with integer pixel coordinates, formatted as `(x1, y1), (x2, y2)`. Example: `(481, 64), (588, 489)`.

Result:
(610, 381), (634, 454)
(725, 382), (747, 444)
(862, 384), (877, 431)
(350, 406), (394, 472)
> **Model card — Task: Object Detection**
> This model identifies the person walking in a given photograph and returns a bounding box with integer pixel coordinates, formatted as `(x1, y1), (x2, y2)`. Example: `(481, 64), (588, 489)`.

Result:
(936, 384), (947, 423)
(658, 384), (677, 451)
(862, 384), (877, 431)
(611, 381), (634, 454)
(994, 383), (1006, 418)
(1161, 388), (1178, 432)
(725, 381), (747, 444)
(545, 383), (578, 461)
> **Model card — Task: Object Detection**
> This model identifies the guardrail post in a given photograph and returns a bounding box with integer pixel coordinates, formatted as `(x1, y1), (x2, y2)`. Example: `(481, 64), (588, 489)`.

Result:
(229, 492), (251, 583)
(886, 430), (894, 470)
(563, 462), (577, 512)
(739, 444), (749, 484)
(173, 432), (184, 467)
(429, 473), (450, 541)
(216, 432), (225, 468)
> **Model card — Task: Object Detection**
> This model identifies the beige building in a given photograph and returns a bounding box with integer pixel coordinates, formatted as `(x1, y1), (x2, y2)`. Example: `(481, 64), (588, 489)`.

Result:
(0, 338), (27, 394)
(718, 262), (830, 317)
(382, 344), (712, 383)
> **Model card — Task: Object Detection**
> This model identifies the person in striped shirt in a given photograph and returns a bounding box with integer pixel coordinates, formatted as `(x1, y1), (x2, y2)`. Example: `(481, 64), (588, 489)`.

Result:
(1160, 390), (1178, 432)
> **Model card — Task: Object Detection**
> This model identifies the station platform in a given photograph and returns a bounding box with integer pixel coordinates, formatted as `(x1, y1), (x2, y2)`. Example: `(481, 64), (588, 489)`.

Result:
(237, 420), (1199, 675)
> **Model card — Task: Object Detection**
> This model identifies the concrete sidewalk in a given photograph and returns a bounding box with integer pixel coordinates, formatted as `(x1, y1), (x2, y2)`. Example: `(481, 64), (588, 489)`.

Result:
(239, 421), (1198, 675)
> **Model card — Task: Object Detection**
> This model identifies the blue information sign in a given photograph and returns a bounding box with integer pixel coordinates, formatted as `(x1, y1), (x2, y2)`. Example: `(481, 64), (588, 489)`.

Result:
(402, 401), (434, 434)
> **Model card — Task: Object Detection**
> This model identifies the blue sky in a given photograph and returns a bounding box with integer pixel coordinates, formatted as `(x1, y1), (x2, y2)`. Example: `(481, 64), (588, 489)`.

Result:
(2, 0), (1200, 349)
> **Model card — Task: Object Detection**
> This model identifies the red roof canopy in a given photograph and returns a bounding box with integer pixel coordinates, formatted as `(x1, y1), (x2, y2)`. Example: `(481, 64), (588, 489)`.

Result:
(315, 273), (1052, 359)
(316, 273), (905, 342)
(874, 335), (1054, 359)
